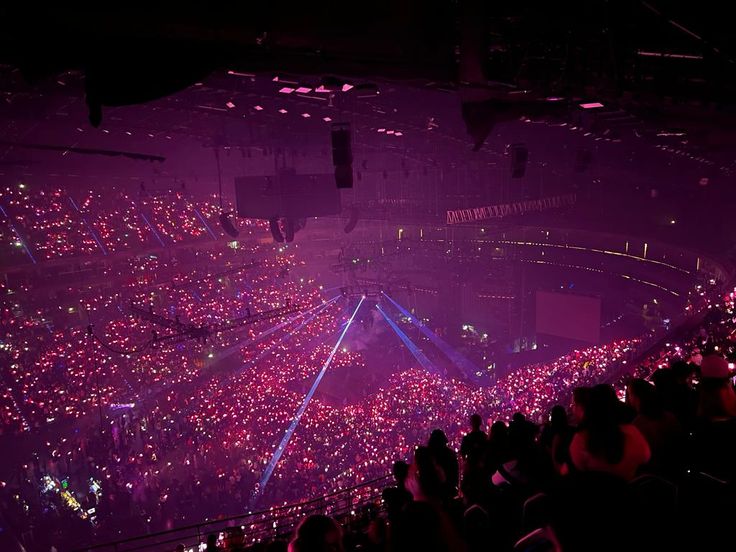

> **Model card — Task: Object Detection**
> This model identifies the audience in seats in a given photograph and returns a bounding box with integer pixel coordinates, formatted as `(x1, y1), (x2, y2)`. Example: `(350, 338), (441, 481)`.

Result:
(569, 384), (650, 481)
(275, 351), (736, 552)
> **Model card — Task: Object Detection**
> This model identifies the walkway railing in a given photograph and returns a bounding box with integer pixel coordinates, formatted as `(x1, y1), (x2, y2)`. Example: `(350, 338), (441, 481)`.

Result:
(74, 475), (391, 552)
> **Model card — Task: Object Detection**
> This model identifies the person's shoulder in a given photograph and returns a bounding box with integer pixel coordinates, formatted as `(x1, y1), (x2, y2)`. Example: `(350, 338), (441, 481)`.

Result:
(621, 423), (646, 437)
(569, 429), (587, 449)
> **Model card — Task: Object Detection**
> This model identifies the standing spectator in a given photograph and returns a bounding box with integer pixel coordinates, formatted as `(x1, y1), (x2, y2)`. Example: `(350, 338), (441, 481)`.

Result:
(626, 378), (684, 476)
(393, 447), (463, 552)
(427, 429), (459, 499)
(205, 533), (221, 551)
(486, 421), (510, 474)
(569, 384), (651, 481)
(691, 355), (736, 483)
(288, 515), (344, 552)
(460, 414), (487, 459)
(571, 387), (591, 425)
(382, 461), (413, 524)
(540, 405), (575, 473)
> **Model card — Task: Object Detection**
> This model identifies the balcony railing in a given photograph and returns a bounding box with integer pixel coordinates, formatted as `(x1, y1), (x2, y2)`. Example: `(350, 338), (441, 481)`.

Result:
(74, 475), (391, 552)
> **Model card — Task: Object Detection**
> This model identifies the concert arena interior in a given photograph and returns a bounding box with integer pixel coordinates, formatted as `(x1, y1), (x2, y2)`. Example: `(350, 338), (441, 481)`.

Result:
(2, 4), (736, 552)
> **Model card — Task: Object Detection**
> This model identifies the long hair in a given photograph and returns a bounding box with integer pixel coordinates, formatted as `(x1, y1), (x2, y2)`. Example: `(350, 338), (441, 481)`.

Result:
(289, 515), (343, 552)
(550, 405), (569, 432)
(628, 378), (663, 419)
(583, 385), (625, 465)
(697, 378), (736, 419)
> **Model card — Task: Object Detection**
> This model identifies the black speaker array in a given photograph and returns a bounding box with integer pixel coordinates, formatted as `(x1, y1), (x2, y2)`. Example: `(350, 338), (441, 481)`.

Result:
(575, 149), (593, 173)
(510, 143), (528, 178)
(219, 212), (239, 238)
(269, 218), (285, 243)
(331, 123), (353, 188)
(344, 206), (359, 234)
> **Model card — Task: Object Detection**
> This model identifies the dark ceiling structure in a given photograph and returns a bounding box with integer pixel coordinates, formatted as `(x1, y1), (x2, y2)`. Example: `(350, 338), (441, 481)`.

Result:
(2, 1), (735, 145)
(0, 1), (735, 252)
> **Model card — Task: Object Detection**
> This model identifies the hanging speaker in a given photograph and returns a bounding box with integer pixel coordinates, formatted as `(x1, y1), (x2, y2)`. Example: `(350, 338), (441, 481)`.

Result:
(331, 124), (352, 165)
(344, 206), (359, 234)
(510, 144), (528, 178)
(334, 165), (353, 189)
(219, 212), (239, 238)
(283, 218), (295, 243)
(269, 218), (285, 243)
(575, 149), (593, 173)
(331, 123), (353, 188)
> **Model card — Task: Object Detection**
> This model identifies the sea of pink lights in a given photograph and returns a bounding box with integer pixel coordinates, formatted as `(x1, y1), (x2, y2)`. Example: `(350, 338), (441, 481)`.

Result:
(0, 183), (732, 545)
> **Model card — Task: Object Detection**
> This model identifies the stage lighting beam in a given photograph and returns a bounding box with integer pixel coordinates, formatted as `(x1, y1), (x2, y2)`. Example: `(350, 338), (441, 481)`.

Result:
(383, 293), (484, 383)
(376, 304), (441, 376)
(253, 296), (365, 503)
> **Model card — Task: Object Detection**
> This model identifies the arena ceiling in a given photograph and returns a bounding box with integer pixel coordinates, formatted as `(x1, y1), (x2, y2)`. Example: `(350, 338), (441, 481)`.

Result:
(0, 1), (735, 252)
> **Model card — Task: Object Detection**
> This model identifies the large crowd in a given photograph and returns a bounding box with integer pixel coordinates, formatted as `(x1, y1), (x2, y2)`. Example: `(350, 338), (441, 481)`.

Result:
(0, 183), (233, 264)
(1, 183), (734, 551)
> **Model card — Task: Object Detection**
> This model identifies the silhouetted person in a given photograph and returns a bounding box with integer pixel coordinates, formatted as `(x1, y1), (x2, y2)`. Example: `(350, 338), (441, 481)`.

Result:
(460, 413), (487, 459)
(427, 429), (459, 498)
(571, 387), (591, 425)
(570, 384), (650, 481)
(486, 420), (510, 473)
(691, 355), (736, 483)
(205, 533), (220, 551)
(382, 460), (413, 524)
(540, 405), (574, 472)
(392, 447), (463, 552)
(289, 514), (343, 552)
(224, 526), (246, 552)
(493, 412), (552, 492)
(668, 360), (698, 425)
(626, 378), (684, 476)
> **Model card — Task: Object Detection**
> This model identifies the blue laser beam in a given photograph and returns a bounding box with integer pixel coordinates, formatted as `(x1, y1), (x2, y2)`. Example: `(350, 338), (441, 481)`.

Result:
(83, 219), (108, 255)
(69, 197), (108, 255)
(137, 208), (166, 247)
(222, 297), (340, 366)
(383, 293), (484, 383)
(178, 299), (341, 419)
(253, 296), (365, 504)
(0, 203), (36, 264)
(375, 304), (441, 376)
(193, 208), (218, 240)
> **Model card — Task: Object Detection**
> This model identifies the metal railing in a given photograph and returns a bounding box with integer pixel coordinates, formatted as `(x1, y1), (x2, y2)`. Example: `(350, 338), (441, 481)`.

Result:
(74, 475), (391, 552)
